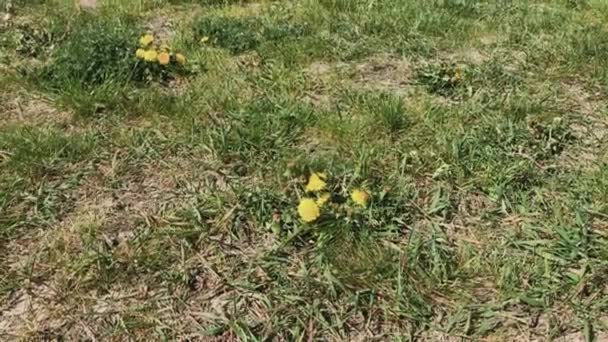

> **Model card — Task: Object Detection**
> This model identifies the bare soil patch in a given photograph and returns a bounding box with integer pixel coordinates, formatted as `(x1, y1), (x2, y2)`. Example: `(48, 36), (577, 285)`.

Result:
(351, 55), (413, 95)
(0, 91), (71, 129)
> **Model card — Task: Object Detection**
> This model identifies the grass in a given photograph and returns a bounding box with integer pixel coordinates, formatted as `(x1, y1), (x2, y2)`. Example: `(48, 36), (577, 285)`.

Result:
(1, 0), (608, 340)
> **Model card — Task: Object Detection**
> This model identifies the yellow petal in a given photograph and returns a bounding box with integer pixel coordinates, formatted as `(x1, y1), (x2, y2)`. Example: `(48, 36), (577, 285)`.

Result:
(143, 50), (158, 62)
(351, 189), (370, 207)
(298, 198), (320, 223)
(139, 34), (154, 47)
(135, 48), (146, 59)
(175, 53), (186, 65)
(316, 192), (331, 207)
(158, 52), (170, 65)
(305, 172), (327, 192)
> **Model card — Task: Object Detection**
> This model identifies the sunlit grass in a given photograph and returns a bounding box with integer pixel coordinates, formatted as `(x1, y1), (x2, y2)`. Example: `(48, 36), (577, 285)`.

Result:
(1, 0), (608, 340)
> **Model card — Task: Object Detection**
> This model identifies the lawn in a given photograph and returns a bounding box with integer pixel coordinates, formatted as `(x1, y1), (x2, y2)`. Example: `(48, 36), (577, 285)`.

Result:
(1, 0), (608, 340)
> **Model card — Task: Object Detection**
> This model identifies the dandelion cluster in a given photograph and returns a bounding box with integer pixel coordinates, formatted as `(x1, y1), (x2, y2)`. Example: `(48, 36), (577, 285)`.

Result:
(297, 172), (370, 223)
(135, 34), (186, 66)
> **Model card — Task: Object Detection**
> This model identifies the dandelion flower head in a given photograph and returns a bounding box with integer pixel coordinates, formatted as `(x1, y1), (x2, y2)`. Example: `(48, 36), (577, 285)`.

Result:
(158, 52), (170, 65)
(306, 172), (327, 192)
(139, 34), (154, 47)
(175, 53), (186, 65)
(316, 192), (331, 207)
(144, 50), (158, 62)
(351, 189), (370, 207)
(135, 48), (146, 59)
(298, 198), (320, 222)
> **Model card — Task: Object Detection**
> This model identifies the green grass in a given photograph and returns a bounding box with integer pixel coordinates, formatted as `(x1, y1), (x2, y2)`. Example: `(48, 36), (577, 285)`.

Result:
(1, 0), (608, 340)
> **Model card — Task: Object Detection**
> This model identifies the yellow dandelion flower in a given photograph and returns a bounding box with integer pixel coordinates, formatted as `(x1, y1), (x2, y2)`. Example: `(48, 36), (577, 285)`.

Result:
(316, 192), (331, 207)
(158, 52), (170, 65)
(351, 189), (370, 207)
(135, 48), (146, 59)
(143, 50), (158, 62)
(298, 198), (320, 223)
(305, 172), (327, 192)
(139, 34), (154, 47)
(175, 53), (186, 65)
